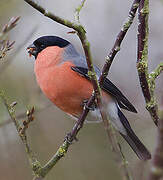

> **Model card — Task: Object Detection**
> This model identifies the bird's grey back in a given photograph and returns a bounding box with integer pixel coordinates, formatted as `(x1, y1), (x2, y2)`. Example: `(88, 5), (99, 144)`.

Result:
(63, 44), (101, 77)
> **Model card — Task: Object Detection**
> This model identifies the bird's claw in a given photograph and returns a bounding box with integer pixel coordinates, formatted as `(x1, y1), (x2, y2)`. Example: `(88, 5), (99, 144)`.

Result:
(82, 99), (96, 111)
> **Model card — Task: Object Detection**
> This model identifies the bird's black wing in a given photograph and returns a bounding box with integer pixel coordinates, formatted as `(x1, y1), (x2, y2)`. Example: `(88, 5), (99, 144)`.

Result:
(117, 107), (151, 160)
(71, 66), (137, 113)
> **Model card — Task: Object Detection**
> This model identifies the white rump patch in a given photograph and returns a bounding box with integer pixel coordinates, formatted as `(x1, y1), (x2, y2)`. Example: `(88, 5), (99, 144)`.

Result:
(107, 102), (127, 135)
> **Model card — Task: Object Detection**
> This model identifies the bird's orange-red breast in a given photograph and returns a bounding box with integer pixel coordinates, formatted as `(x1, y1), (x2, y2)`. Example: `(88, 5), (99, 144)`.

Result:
(35, 46), (112, 117)
(35, 46), (93, 116)
(27, 35), (151, 160)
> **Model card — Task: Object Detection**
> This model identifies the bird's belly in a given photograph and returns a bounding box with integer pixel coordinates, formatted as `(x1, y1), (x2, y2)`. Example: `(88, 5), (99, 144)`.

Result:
(35, 61), (93, 116)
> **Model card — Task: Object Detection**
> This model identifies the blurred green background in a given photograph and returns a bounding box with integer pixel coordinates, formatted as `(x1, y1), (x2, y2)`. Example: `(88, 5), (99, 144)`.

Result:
(0, 0), (163, 179)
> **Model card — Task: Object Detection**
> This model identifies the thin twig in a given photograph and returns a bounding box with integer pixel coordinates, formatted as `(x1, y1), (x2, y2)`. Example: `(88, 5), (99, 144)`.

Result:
(0, 16), (20, 40)
(0, 103), (51, 128)
(24, 0), (79, 30)
(0, 17), (20, 59)
(19, 107), (35, 135)
(74, 0), (86, 22)
(0, 25), (38, 74)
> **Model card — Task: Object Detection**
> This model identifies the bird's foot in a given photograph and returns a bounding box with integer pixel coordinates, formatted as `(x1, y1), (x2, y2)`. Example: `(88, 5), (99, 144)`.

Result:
(82, 99), (97, 111)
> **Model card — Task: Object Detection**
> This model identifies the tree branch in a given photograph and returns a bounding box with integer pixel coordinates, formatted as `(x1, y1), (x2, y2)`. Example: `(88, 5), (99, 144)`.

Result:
(0, 103), (51, 128)
(137, 0), (160, 126)
(137, 0), (163, 127)
(0, 16), (20, 40)
(136, 1), (163, 179)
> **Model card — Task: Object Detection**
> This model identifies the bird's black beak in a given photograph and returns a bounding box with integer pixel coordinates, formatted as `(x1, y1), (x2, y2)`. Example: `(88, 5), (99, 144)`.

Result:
(27, 44), (38, 58)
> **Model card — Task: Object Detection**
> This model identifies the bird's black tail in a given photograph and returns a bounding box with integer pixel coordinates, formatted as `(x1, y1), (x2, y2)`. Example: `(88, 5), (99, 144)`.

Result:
(118, 108), (151, 160)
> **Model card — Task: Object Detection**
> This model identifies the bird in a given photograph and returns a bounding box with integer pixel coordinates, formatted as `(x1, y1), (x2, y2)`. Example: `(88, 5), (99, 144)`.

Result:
(27, 35), (151, 160)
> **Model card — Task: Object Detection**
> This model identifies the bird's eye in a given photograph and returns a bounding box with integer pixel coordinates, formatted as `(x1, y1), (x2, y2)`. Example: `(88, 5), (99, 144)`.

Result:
(40, 44), (45, 48)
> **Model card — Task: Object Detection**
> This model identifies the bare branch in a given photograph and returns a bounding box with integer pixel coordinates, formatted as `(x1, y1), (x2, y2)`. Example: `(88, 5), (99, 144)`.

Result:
(0, 25), (38, 74)
(0, 103), (51, 128)
(0, 16), (20, 39)
(0, 16), (20, 59)
(137, 0), (160, 126)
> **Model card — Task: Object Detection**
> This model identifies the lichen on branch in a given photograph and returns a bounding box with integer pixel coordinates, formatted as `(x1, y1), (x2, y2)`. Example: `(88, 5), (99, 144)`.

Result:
(137, 0), (161, 126)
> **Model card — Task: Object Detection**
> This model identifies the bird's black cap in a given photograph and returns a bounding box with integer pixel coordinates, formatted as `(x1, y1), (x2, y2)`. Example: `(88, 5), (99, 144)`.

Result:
(27, 36), (70, 58)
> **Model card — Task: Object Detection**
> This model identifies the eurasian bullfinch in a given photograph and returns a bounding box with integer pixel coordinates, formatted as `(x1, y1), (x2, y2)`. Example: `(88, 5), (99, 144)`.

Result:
(27, 36), (151, 160)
